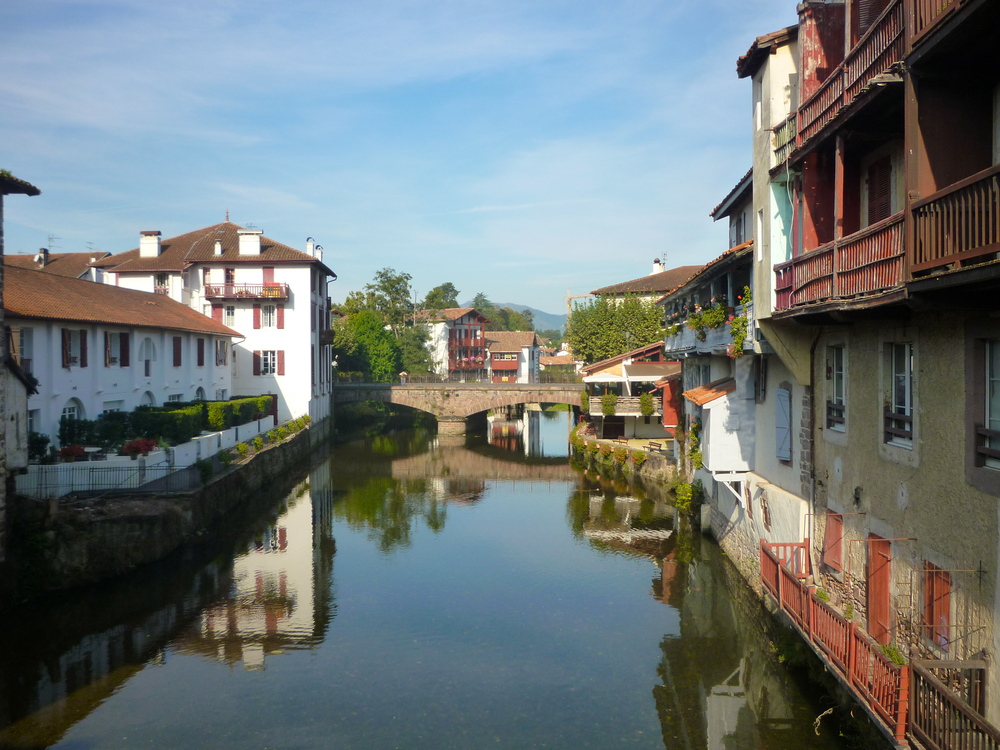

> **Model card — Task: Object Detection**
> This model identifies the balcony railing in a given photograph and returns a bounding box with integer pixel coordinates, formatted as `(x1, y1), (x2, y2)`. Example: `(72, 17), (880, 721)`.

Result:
(773, 113), (797, 165)
(796, 0), (903, 150)
(154, 285), (169, 295)
(664, 303), (754, 354)
(203, 283), (290, 300)
(761, 542), (910, 744)
(587, 395), (662, 417)
(912, 0), (961, 46)
(911, 163), (1000, 275)
(774, 212), (904, 311)
(448, 359), (485, 371)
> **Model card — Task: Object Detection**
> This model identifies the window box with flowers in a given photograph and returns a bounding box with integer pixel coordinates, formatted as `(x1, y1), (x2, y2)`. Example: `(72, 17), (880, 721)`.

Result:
(726, 286), (753, 358)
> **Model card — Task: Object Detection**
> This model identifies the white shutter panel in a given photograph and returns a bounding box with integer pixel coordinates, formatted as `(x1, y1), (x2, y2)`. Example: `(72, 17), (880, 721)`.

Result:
(776, 387), (792, 461)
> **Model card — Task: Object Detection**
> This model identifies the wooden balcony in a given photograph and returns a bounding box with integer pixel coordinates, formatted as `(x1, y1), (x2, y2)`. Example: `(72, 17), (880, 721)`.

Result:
(203, 283), (290, 300)
(772, 113), (796, 166)
(774, 212), (904, 311)
(796, 0), (903, 151)
(911, 163), (1000, 276)
(911, 0), (961, 47)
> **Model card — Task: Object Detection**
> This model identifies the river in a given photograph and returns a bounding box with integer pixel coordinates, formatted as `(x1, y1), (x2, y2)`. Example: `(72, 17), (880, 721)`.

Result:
(0, 410), (844, 749)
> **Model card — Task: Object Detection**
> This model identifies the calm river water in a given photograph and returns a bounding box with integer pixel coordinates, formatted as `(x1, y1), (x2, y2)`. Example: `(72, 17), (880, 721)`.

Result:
(0, 411), (843, 749)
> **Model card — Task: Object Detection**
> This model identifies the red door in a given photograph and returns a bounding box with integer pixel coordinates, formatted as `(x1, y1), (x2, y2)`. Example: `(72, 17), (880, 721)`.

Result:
(867, 534), (892, 644)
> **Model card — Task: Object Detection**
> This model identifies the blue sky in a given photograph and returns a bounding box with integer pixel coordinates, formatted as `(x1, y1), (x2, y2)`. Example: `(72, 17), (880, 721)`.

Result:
(2, 0), (794, 315)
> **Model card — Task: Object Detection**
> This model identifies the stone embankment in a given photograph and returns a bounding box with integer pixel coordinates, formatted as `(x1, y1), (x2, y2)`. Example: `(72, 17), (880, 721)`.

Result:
(6, 424), (324, 598)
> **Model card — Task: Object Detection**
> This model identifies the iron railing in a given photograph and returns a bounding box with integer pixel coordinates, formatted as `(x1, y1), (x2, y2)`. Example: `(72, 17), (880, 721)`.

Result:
(203, 283), (290, 300)
(17, 464), (202, 498)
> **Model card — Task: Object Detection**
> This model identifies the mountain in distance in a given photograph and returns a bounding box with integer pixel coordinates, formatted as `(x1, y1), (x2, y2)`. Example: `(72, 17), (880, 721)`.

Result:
(462, 301), (566, 332)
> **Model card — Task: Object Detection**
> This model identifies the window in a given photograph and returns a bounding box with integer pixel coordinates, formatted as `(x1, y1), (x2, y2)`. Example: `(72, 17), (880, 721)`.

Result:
(168, 394), (182, 402)
(866, 155), (893, 226)
(197, 338), (205, 367)
(983, 340), (1000, 469)
(10, 327), (33, 373)
(822, 512), (844, 572)
(139, 337), (156, 378)
(215, 339), (229, 366)
(104, 331), (120, 366)
(225, 267), (235, 285)
(827, 345), (846, 430)
(215, 389), (228, 401)
(885, 342), (913, 447)
(61, 401), (80, 421)
(923, 562), (951, 650)
(224, 306), (235, 327)
(261, 305), (276, 328)
(172, 336), (182, 367)
(28, 409), (39, 434)
(253, 350), (285, 376)
(61, 328), (88, 368)
(776, 387), (792, 462)
(155, 272), (169, 294)
(102, 400), (124, 413)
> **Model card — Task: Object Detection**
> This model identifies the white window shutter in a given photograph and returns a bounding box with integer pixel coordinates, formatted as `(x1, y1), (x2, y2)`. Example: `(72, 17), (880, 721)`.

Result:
(776, 387), (792, 461)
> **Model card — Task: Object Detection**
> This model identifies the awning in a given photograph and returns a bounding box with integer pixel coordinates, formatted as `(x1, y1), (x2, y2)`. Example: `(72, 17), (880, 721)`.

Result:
(682, 378), (735, 406)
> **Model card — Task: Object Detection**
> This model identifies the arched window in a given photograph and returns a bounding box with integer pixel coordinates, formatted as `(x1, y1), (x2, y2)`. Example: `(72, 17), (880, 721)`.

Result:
(195, 387), (206, 401)
(61, 398), (85, 422)
(140, 391), (155, 407)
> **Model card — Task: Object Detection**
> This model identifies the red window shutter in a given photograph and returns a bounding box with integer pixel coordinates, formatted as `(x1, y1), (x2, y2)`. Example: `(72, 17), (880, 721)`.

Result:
(173, 336), (182, 367)
(263, 267), (274, 284)
(823, 512), (844, 572)
(253, 350), (261, 376)
(61, 328), (71, 368)
(867, 155), (893, 224)
(253, 304), (261, 329)
(277, 305), (285, 329)
(104, 331), (111, 367)
(277, 350), (285, 376)
(924, 563), (951, 649)
(120, 333), (130, 367)
(197, 338), (205, 367)
(79, 329), (88, 368)
(212, 305), (223, 323)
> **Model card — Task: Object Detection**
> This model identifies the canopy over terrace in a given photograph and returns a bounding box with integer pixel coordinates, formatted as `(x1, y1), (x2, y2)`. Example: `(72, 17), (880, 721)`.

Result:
(580, 342), (680, 396)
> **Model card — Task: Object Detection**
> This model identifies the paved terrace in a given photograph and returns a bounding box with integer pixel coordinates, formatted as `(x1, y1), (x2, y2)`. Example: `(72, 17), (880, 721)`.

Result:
(333, 382), (583, 434)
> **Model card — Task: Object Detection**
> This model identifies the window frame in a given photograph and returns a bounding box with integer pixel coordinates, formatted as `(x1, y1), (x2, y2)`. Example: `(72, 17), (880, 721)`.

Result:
(827, 344), (846, 432)
(923, 561), (951, 652)
(884, 341), (914, 448)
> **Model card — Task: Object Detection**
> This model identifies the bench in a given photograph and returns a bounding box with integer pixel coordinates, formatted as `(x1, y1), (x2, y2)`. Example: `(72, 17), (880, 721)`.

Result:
(647, 441), (662, 452)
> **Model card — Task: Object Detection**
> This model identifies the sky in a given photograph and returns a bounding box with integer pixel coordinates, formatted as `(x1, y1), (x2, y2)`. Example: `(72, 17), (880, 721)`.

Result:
(2, 0), (795, 316)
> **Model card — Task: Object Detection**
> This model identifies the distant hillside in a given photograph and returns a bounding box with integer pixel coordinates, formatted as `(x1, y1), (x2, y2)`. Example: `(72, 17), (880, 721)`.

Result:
(462, 301), (566, 332)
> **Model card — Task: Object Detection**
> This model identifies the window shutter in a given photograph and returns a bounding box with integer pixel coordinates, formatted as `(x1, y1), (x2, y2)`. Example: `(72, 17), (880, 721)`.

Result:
(212, 305), (223, 323)
(173, 336), (182, 367)
(253, 304), (261, 329)
(263, 267), (274, 284)
(776, 387), (792, 461)
(924, 564), (951, 648)
(104, 331), (111, 367)
(277, 305), (285, 329)
(823, 512), (844, 571)
(197, 338), (205, 367)
(61, 328), (71, 368)
(79, 329), (88, 368)
(120, 333), (130, 367)
(253, 350), (261, 376)
(277, 350), (285, 376)
(867, 155), (893, 224)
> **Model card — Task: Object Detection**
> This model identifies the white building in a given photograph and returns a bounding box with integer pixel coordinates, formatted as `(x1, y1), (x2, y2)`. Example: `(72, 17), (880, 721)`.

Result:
(4, 265), (237, 446)
(484, 331), (540, 383)
(418, 308), (488, 381)
(94, 223), (336, 424)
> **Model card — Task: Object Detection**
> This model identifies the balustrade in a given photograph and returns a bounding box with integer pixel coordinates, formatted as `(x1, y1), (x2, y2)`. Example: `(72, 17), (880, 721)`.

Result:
(203, 283), (290, 300)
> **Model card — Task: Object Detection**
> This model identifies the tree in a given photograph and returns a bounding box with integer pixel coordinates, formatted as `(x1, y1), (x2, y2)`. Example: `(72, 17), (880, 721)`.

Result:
(423, 282), (459, 310)
(361, 268), (414, 333)
(342, 310), (402, 382)
(567, 295), (663, 364)
(469, 293), (534, 332)
(398, 322), (434, 374)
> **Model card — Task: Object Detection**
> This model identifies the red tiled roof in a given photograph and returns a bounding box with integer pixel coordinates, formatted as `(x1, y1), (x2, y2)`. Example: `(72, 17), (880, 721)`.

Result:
(485, 331), (539, 352)
(417, 307), (490, 323)
(579, 341), (665, 375)
(6, 252), (111, 279)
(655, 240), (754, 305)
(682, 378), (736, 406)
(4, 266), (239, 336)
(591, 265), (703, 296)
(92, 221), (335, 277)
(540, 355), (578, 367)
(737, 25), (798, 79)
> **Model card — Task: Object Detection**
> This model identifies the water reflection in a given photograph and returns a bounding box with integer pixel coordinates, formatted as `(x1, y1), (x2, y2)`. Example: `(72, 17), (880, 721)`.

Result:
(486, 407), (572, 458)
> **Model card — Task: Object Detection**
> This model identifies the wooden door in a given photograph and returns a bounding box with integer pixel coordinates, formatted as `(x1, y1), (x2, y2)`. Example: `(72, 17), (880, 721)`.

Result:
(867, 534), (892, 644)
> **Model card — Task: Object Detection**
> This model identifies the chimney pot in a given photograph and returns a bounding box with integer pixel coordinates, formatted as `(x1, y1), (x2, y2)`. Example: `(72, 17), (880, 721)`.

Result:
(214, 240), (223, 256)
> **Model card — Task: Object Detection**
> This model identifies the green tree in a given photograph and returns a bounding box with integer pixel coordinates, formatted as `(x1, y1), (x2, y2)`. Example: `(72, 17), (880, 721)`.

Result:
(469, 293), (534, 331)
(343, 268), (413, 333)
(398, 322), (434, 374)
(568, 295), (663, 364)
(423, 282), (459, 310)
(348, 310), (402, 381)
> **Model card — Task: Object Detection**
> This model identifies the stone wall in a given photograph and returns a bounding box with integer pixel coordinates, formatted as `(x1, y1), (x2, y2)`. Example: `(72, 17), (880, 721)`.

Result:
(6, 426), (319, 597)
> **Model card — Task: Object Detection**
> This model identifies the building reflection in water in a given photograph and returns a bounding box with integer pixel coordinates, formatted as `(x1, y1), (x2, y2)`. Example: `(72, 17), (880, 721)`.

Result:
(570, 482), (838, 749)
(486, 407), (574, 458)
(0, 461), (337, 746)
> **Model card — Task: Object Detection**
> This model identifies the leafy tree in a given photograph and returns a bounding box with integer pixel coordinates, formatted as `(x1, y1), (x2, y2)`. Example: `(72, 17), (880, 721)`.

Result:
(423, 282), (459, 310)
(341, 268), (414, 333)
(338, 310), (402, 381)
(536, 328), (564, 348)
(398, 322), (434, 374)
(568, 295), (663, 364)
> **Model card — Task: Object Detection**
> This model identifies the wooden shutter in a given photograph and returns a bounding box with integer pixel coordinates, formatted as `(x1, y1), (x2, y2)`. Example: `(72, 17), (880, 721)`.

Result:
(197, 338), (205, 367)
(277, 350), (285, 376)
(776, 387), (792, 461)
(823, 512), (844, 572)
(277, 305), (284, 329)
(120, 333), (130, 367)
(867, 535), (892, 645)
(253, 304), (261, 329)
(253, 350), (261, 376)
(104, 331), (111, 367)
(173, 336), (182, 367)
(858, 0), (890, 33)
(61, 328), (71, 368)
(867, 155), (893, 224)
(79, 329), (88, 368)
(263, 267), (274, 284)
(211, 305), (223, 323)
(923, 563), (951, 649)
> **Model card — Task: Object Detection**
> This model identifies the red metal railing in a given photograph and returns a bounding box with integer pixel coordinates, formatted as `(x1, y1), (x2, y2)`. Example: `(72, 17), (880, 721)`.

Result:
(911, 163), (1000, 275)
(912, 0), (961, 47)
(774, 212), (904, 311)
(760, 544), (909, 743)
(796, 0), (903, 150)
(204, 283), (290, 300)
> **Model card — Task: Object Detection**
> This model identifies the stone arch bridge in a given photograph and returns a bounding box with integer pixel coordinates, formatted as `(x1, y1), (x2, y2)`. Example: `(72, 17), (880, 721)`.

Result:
(333, 383), (582, 434)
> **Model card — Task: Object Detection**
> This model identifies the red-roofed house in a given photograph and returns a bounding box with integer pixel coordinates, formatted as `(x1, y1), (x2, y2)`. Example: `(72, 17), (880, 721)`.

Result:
(93, 223), (336, 424)
(484, 331), (540, 383)
(419, 308), (488, 381)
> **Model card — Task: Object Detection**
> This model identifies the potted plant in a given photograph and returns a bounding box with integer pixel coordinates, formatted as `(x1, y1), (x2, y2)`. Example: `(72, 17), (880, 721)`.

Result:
(59, 443), (85, 462)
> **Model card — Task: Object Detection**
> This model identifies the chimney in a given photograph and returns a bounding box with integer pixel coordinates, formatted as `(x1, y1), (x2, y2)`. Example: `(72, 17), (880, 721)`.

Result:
(305, 237), (315, 257)
(214, 239), (223, 256)
(652, 257), (664, 275)
(238, 228), (263, 256)
(139, 231), (162, 258)
(35, 247), (49, 268)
